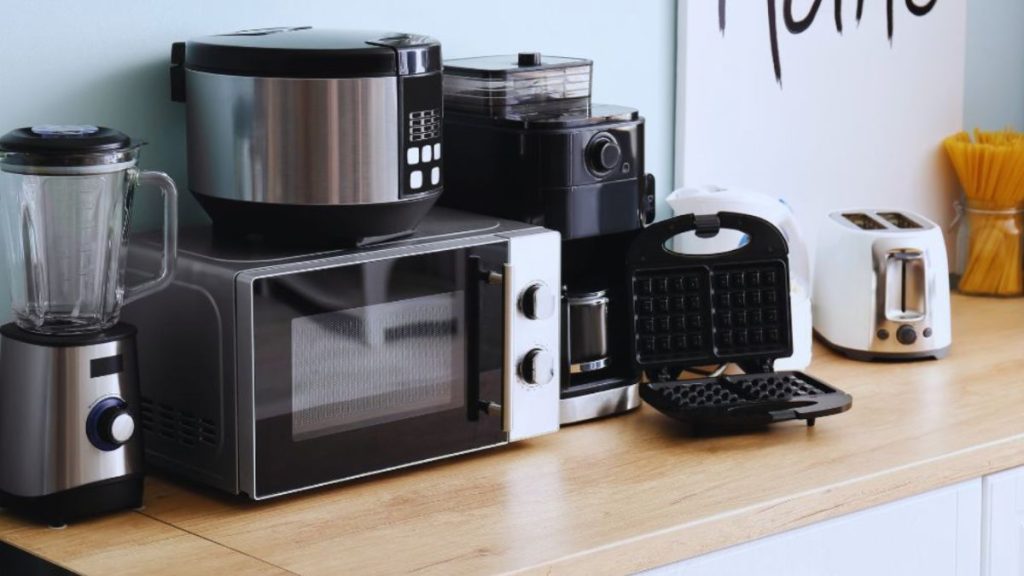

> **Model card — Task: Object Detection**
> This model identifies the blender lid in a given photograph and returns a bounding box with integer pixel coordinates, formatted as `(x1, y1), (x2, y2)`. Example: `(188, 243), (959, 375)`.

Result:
(0, 125), (141, 171)
(0, 125), (134, 155)
(178, 27), (441, 78)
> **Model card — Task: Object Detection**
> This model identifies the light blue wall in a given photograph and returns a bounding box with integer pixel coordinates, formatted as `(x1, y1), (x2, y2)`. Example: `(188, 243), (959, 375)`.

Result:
(964, 0), (1024, 131)
(0, 1), (677, 321)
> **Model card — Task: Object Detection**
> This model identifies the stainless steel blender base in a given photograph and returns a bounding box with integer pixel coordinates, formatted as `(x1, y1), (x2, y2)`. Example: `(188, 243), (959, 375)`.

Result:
(559, 382), (641, 424)
(0, 323), (144, 524)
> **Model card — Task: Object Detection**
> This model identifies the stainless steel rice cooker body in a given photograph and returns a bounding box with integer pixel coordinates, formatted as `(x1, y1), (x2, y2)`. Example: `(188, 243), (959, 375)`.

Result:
(170, 28), (444, 241)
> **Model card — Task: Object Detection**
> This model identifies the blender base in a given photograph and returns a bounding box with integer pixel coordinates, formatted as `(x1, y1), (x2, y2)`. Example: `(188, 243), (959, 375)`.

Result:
(0, 322), (145, 526)
(0, 474), (144, 527)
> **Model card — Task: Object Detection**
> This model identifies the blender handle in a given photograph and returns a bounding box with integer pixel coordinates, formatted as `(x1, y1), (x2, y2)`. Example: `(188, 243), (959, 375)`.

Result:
(125, 171), (178, 305)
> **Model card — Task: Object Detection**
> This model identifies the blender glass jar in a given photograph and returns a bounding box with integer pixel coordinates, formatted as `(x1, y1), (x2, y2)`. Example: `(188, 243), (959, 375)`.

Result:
(0, 125), (177, 334)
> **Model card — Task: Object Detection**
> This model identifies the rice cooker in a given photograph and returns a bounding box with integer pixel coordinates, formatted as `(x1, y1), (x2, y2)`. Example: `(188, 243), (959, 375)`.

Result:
(170, 27), (443, 243)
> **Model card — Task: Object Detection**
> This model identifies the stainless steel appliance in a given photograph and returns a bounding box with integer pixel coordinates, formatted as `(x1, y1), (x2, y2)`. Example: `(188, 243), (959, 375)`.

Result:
(440, 53), (655, 424)
(121, 208), (560, 499)
(0, 125), (178, 525)
(170, 27), (443, 243)
(812, 209), (952, 361)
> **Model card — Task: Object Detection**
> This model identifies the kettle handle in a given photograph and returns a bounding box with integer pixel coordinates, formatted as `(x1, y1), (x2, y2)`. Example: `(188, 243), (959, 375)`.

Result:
(125, 171), (178, 305)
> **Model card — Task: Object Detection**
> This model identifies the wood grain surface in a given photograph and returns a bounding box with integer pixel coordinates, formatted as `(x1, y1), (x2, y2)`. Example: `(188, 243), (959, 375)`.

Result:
(2, 294), (1022, 575)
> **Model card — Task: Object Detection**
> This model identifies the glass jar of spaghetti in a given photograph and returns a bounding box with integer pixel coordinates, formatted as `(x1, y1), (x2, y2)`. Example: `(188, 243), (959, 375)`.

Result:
(955, 199), (1023, 296)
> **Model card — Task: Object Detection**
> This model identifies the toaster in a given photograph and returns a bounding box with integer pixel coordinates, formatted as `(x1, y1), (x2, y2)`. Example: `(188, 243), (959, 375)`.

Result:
(812, 209), (951, 361)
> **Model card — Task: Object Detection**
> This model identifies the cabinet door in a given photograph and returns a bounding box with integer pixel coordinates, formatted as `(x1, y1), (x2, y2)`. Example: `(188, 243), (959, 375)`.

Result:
(642, 479), (982, 576)
(983, 466), (1024, 575)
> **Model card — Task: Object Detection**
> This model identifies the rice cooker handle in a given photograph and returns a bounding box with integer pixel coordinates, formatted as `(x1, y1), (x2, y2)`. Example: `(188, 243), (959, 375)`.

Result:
(170, 42), (186, 103)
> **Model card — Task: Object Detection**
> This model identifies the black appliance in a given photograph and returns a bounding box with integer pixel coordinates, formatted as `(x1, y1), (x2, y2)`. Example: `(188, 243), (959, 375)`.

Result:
(441, 52), (656, 424)
(121, 209), (561, 499)
(627, 212), (852, 430)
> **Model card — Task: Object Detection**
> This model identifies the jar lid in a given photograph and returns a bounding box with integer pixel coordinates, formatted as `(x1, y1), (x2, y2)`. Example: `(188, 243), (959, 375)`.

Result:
(177, 28), (441, 78)
(0, 125), (141, 172)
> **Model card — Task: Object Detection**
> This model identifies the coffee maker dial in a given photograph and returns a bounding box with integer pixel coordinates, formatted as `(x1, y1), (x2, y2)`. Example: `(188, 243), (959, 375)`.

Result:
(586, 132), (622, 176)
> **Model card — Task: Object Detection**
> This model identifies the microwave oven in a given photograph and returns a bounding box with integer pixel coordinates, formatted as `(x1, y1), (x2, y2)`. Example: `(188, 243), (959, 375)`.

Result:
(123, 208), (561, 499)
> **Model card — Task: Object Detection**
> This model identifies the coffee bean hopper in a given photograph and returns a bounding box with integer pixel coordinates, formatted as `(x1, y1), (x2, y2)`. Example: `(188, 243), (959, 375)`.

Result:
(627, 212), (852, 430)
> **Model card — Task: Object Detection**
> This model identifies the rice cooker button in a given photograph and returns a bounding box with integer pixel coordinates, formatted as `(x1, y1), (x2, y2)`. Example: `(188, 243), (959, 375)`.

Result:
(433, 143), (441, 159)
(422, 144), (433, 163)
(407, 147), (419, 165)
(410, 171), (423, 190)
(431, 167), (440, 185)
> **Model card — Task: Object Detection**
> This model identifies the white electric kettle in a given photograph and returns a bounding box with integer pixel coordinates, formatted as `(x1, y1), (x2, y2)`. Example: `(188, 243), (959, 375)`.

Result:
(665, 185), (812, 370)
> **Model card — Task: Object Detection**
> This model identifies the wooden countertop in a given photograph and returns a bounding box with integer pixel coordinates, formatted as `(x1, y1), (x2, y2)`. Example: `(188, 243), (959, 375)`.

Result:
(2, 294), (1023, 575)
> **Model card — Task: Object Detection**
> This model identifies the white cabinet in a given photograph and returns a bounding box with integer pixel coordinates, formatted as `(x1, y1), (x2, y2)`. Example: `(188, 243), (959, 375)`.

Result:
(642, 479), (983, 576)
(983, 466), (1024, 575)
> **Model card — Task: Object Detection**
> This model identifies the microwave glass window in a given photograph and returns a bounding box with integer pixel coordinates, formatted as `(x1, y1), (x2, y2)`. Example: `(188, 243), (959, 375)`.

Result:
(291, 292), (466, 439)
(249, 243), (508, 497)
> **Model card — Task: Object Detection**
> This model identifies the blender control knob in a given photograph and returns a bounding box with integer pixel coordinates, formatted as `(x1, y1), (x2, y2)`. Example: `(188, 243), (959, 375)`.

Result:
(101, 410), (136, 446)
(520, 283), (556, 320)
(519, 348), (555, 385)
(87, 398), (135, 451)
(587, 133), (622, 175)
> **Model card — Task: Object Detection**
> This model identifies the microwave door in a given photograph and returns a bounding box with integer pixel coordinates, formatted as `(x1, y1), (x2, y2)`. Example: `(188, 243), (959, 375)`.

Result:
(246, 243), (508, 499)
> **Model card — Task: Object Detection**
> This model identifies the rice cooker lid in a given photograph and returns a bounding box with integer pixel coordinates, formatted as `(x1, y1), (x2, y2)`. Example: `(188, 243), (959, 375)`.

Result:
(180, 27), (441, 78)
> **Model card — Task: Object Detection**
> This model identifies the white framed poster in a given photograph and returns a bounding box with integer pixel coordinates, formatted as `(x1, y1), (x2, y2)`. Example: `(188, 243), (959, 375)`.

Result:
(675, 0), (966, 256)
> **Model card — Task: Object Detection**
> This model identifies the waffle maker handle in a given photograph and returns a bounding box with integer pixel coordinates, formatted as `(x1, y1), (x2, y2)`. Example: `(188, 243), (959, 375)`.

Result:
(626, 211), (790, 264)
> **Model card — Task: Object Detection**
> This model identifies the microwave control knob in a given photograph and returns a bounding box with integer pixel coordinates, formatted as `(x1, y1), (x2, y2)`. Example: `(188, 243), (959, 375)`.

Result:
(520, 283), (556, 320)
(86, 397), (135, 451)
(587, 133), (622, 175)
(896, 325), (918, 345)
(520, 348), (555, 386)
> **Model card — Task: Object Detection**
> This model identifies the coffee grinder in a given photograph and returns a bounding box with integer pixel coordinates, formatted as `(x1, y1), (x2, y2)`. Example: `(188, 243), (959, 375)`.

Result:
(441, 53), (655, 423)
(0, 126), (178, 525)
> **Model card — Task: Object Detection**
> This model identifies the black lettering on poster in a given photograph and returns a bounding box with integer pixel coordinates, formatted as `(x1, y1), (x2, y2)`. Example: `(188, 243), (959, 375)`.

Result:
(718, 0), (939, 86)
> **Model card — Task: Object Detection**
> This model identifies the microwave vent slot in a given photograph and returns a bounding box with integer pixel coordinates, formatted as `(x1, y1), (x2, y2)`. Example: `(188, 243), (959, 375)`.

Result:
(140, 397), (218, 447)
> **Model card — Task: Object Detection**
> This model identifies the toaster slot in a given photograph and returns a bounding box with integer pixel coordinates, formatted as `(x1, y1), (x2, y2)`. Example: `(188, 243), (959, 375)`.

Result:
(877, 212), (922, 229)
(884, 249), (927, 321)
(842, 212), (885, 230)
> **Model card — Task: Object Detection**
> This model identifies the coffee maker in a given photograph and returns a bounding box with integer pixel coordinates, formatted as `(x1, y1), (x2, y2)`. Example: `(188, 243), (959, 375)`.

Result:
(441, 53), (655, 423)
(0, 125), (177, 525)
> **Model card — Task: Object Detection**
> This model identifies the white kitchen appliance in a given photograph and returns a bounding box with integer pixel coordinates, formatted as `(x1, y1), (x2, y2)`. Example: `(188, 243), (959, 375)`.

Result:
(665, 185), (811, 370)
(812, 209), (951, 361)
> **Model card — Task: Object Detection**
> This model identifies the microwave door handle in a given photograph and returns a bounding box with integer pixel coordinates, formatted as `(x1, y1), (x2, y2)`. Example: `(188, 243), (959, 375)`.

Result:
(465, 255), (482, 422)
(465, 256), (505, 422)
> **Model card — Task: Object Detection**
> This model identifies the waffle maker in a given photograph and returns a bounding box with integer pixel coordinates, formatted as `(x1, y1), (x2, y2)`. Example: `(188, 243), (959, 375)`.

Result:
(628, 212), (852, 429)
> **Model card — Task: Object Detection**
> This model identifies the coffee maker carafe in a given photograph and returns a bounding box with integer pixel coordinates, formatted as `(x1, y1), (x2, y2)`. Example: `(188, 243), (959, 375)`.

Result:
(0, 125), (177, 525)
(441, 54), (655, 423)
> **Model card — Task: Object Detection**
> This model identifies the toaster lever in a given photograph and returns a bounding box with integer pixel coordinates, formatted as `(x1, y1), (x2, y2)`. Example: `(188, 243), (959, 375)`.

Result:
(884, 248), (927, 321)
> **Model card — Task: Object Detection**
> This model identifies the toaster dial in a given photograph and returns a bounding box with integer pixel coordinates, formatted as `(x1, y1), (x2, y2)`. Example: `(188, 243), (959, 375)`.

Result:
(896, 325), (918, 345)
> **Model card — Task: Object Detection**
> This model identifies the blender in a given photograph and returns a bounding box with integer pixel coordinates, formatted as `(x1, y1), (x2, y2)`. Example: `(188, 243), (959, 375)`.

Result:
(0, 125), (177, 525)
